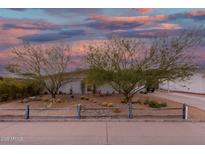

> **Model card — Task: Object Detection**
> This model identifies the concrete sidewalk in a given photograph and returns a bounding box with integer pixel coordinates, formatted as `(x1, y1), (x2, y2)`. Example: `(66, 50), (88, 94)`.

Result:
(0, 121), (205, 144)
(152, 92), (205, 111)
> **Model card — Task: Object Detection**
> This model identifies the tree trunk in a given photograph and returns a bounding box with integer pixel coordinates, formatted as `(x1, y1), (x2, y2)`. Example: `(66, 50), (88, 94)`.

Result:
(123, 94), (132, 104)
(51, 93), (56, 98)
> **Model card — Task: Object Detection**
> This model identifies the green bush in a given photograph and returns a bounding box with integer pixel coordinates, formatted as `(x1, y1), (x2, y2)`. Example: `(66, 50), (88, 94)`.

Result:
(148, 103), (161, 108)
(144, 100), (167, 108)
(160, 102), (167, 107)
(0, 78), (43, 102)
(0, 94), (9, 102)
(143, 99), (152, 105)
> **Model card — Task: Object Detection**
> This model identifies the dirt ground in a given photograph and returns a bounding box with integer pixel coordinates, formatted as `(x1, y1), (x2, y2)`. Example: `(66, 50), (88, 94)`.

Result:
(0, 93), (205, 120)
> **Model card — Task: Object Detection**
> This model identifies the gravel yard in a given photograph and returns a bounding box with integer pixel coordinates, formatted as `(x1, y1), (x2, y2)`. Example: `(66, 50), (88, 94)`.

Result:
(0, 93), (205, 120)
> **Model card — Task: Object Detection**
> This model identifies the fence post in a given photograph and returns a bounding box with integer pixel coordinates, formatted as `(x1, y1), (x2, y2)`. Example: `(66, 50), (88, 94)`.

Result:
(77, 104), (82, 119)
(23, 98), (29, 104)
(25, 104), (30, 119)
(182, 104), (188, 120)
(128, 102), (133, 119)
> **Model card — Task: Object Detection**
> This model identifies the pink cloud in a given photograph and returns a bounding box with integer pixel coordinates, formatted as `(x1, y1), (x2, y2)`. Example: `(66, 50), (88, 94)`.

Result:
(133, 8), (155, 14)
(157, 23), (181, 30)
(187, 10), (205, 16)
(0, 28), (40, 47)
(90, 15), (167, 25)
(0, 17), (62, 30)
(0, 17), (64, 49)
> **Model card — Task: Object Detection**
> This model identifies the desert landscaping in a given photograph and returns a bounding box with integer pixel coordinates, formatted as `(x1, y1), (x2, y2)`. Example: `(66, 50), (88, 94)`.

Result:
(0, 92), (205, 120)
(1, 8), (205, 146)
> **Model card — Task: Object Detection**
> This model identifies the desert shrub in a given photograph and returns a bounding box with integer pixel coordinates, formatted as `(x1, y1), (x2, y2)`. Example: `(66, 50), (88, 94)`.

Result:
(71, 104), (78, 107)
(89, 98), (93, 101)
(47, 103), (53, 108)
(112, 108), (121, 113)
(55, 98), (63, 103)
(42, 98), (50, 102)
(148, 102), (161, 108)
(32, 97), (42, 101)
(133, 99), (143, 104)
(101, 102), (108, 107)
(91, 99), (97, 103)
(144, 100), (167, 108)
(121, 100), (126, 104)
(107, 102), (114, 107)
(61, 98), (67, 102)
(24, 79), (43, 96)
(85, 97), (89, 100)
(49, 98), (55, 102)
(160, 102), (167, 107)
(81, 96), (85, 100)
(144, 99), (152, 105)
(18, 100), (24, 103)
(0, 78), (43, 102)
(0, 94), (9, 102)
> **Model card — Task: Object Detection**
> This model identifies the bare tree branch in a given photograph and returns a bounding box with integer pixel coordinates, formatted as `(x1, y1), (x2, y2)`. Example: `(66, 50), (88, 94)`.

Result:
(7, 42), (71, 98)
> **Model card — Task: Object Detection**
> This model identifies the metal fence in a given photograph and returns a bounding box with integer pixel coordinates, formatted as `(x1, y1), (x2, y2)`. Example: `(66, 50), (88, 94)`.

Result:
(0, 103), (188, 120)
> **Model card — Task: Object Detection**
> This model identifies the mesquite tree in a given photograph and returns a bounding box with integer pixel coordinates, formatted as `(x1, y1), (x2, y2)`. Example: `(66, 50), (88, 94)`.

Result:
(86, 29), (201, 103)
(7, 42), (71, 98)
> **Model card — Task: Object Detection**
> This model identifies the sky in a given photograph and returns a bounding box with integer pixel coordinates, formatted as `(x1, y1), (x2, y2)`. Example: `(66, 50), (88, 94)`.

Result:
(0, 8), (205, 75)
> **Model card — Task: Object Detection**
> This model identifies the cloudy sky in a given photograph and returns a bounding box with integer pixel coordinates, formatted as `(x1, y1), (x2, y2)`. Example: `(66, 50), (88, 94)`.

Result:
(0, 8), (205, 74)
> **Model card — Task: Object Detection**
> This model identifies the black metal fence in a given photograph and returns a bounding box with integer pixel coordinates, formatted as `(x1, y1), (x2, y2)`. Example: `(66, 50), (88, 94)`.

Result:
(0, 103), (188, 120)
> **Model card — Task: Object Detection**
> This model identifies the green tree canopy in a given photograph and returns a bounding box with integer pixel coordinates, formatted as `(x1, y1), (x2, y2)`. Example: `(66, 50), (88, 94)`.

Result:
(86, 29), (201, 103)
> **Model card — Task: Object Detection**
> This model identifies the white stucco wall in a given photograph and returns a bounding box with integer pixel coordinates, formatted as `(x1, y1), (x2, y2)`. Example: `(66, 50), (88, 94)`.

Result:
(59, 81), (115, 94)
(59, 81), (82, 94)
(97, 84), (116, 93)
(160, 73), (205, 94)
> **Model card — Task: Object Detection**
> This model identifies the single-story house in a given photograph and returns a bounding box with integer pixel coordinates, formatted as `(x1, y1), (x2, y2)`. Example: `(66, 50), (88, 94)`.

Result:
(59, 70), (205, 95)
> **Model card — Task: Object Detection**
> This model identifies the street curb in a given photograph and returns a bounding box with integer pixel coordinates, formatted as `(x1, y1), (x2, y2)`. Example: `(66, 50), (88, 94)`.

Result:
(0, 119), (205, 122)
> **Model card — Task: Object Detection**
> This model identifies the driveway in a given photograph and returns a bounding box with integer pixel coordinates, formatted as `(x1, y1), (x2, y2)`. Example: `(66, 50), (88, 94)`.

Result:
(0, 121), (205, 144)
(152, 91), (205, 111)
